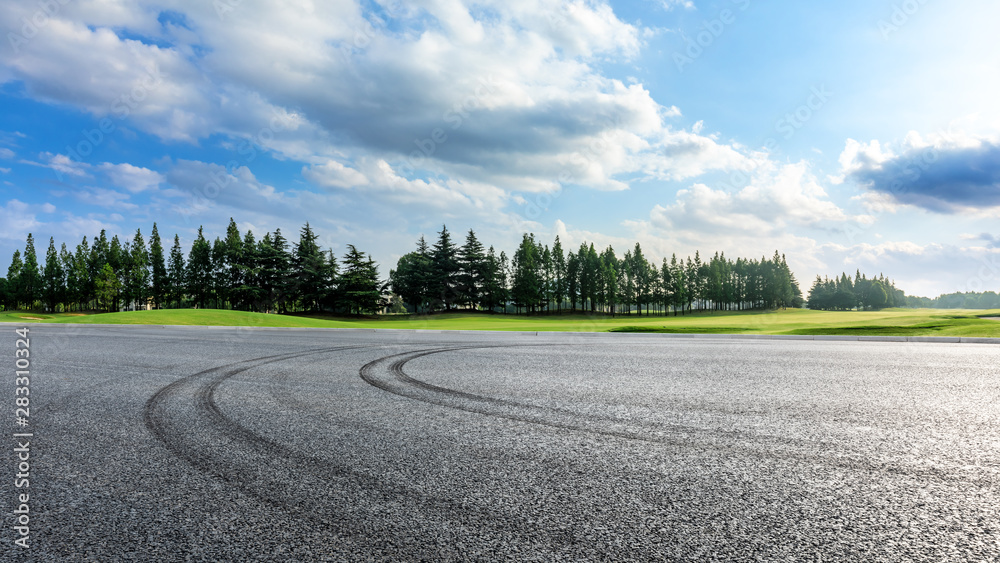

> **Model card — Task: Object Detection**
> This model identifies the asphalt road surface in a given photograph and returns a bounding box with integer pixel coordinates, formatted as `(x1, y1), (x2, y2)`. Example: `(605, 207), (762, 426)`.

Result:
(3, 325), (999, 561)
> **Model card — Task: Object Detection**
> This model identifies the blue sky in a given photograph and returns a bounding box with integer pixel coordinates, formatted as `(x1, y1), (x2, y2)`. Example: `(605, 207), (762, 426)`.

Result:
(2, 0), (999, 297)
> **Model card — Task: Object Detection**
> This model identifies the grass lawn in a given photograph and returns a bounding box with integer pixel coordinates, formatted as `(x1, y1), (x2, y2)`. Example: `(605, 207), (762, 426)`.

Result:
(1, 307), (1000, 336)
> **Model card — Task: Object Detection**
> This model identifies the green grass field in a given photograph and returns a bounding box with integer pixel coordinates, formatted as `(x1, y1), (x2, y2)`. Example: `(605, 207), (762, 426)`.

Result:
(2, 307), (999, 336)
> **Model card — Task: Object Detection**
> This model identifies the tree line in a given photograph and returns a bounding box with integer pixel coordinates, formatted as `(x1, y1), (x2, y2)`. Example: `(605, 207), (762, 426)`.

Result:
(1, 220), (385, 315)
(905, 291), (1000, 310)
(805, 271), (906, 311)
(2, 221), (810, 316)
(389, 226), (804, 315)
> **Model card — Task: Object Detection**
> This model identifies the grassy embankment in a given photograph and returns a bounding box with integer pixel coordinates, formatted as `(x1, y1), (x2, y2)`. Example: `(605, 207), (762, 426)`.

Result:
(1, 308), (1000, 336)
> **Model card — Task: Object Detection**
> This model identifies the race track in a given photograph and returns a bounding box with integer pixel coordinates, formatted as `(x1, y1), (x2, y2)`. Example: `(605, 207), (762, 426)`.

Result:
(4, 325), (999, 561)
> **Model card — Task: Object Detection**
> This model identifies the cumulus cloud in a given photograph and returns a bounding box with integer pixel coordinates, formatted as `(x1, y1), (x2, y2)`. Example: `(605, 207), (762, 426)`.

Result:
(0, 200), (42, 242)
(650, 161), (856, 236)
(839, 130), (1000, 213)
(98, 162), (165, 193)
(0, 0), (748, 201)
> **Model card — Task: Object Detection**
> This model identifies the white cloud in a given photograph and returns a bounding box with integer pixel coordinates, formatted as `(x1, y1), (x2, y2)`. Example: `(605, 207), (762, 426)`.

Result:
(98, 162), (164, 193)
(650, 161), (855, 236)
(22, 152), (91, 179)
(0, 148), (14, 159)
(74, 187), (138, 210)
(838, 127), (1000, 213)
(0, 200), (41, 242)
(0, 0), (751, 203)
(303, 160), (370, 190)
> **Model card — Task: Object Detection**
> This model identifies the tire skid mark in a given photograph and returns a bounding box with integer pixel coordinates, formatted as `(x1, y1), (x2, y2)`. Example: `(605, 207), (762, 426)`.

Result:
(360, 347), (997, 486)
(144, 345), (573, 554)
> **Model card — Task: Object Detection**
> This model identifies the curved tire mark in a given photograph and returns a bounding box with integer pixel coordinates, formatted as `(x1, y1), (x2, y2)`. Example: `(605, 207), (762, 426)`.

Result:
(360, 347), (995, 485)
(144, 345), (568, 555)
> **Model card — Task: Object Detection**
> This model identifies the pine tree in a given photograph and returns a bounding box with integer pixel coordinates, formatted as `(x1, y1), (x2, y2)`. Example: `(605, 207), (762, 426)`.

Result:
(237, 229), (259, 311)
(6, 250), (22, 310)
(340, 244), (383, 315)
(222, 218), (243, 308)
(42, 237), (64, 312)
(109, 235), (125, 312)
(430, 225), (460, 310)
(390, 251), (431, 313)
(457, 229), (486, 309)
(551, 236), (566, 312)
(149, 223), (168, 309)
(186, 227), (213, 309)
(20, 234), (41, 309)
(61, 242), (77, 311)
(167, 234), (186, 308)
(292, 222), (333, 312)
(74, 237), (92, 309)
(94, 263), (120, 312)
(267, 228), (293, 313)
(129, 228), (150, 311)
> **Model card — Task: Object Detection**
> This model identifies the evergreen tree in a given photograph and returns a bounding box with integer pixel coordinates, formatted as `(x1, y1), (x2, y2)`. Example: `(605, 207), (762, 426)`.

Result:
(61, 242), (78, 311)
(7, 250), (22, 309)
(128, 228), (150, 311)
(457, 229), (486, 309)
(292, 222), (333, 312)
(222, 218), (243, 308)
(186, 227), (213, 309)
(430, 225), (460, 310)
(551, 236), (567, 312)
(236, 229), (260, 311)
(339, 244), (383, 315)
(94, 263), (120, 312)
(149, 223), (168, 309)
(511, 233), (544, 313)
(20, 234), (41, 309)
(264, 228), (293, 313)
(74, 237), (92, 309)
(109, 235), (125, 312)
(167, 234), (186, 308)
(390, 251), (431, 313)
(42, 237), (65, 312)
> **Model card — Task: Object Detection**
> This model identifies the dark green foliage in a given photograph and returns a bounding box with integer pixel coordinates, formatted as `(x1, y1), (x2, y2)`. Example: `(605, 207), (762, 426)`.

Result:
(906, 291), (1000, 309)
(149, 223), (168, 309)
(390, 251), (431, 313)
(430, 225), (460, 310)
(807, 271), (904, 311)
(291, 223), (334, 312)
(457, 229), (486, 308)
(3, 221), (834, 318)
(20, 234), (41, 309)
(167, 234), (186, 308)
(339, 244), (384, 315)
(186, 227), (213, 309)
(42, 237), (64, 312)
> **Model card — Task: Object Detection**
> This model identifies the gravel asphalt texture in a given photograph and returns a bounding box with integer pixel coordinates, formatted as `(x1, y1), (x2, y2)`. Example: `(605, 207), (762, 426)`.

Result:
(2, 325), (999, 561)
